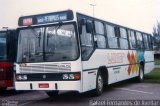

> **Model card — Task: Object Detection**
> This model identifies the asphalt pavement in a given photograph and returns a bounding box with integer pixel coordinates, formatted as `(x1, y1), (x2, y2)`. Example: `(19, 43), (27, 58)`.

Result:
(0, 81), (160, 106)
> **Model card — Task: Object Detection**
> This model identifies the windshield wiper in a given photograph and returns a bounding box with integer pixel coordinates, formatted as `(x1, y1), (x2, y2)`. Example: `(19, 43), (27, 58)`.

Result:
(46, 22), (63, 46)
(30, 28), (42, 47)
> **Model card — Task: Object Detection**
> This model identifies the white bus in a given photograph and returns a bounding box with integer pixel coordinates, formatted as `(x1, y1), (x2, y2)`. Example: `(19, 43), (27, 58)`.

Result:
(15, 10), (154, 96)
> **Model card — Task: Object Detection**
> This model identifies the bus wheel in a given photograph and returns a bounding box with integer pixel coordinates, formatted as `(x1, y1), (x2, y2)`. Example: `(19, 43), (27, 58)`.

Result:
(137, 66), (144, 82)
(46, 91), (59, 97)
(93, 71), (103, 96)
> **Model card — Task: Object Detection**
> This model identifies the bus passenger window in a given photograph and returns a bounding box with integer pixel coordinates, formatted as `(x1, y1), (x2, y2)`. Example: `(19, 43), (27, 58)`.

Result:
(106, 24), (118, 48)
(94, 35), (106, 48)
(128, 30), (136, 49)
(148, 35), (153, 50)
(94, 21), (106, 48)
(143, 34), (149, 50)
(119, 28), (128, 49)
(136, 32), (144, 49)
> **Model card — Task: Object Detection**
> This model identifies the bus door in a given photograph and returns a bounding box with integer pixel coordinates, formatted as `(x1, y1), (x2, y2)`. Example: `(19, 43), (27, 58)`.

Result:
(78, 18), (96, 91)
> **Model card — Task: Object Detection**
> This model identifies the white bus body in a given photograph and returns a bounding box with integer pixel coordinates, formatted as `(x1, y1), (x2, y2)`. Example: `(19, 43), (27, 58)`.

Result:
(15, 10), (154, 95)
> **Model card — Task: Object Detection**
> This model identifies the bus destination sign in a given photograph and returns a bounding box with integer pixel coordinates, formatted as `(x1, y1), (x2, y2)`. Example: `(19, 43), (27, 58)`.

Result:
(37, 13), (67, 24)
(18, 10), (73, 26)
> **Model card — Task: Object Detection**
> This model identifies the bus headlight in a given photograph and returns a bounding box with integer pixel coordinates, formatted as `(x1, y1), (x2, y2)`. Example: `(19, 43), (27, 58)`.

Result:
(16, 75), (22, 80)
(16, 75), (28, 80)
(62, 73), (81, 80)
(23, 75), (28, 80)
(69, 74), (74, 79)
(62, 74), (69, 80)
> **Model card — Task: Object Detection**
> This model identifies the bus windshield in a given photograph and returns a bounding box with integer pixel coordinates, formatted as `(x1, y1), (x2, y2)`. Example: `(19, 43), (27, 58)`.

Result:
(0, 32), (7, 61)
(17, 23), (79, 63)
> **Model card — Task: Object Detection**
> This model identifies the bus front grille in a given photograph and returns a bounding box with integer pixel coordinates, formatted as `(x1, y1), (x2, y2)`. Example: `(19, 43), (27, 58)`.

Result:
(19, 63), (71, 73)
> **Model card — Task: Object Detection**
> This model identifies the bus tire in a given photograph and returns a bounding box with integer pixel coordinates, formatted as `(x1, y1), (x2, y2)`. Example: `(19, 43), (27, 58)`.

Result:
(46, 91), (59, 97)
(136, 65), (144, 82)
(93, 71), (103, 96)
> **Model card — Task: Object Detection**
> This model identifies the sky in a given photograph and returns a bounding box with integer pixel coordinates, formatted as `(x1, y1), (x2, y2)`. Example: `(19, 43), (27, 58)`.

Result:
(0, 0), (160, 33)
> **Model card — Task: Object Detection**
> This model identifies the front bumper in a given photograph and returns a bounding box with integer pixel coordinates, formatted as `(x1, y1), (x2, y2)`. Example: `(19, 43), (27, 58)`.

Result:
(15, 80), (81, 92)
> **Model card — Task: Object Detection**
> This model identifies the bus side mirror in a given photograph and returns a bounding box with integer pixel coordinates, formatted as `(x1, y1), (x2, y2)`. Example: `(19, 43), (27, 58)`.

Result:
(86, 21), (93, 33)
(79, 19), (93, 34)
(80, 18), (86, 25)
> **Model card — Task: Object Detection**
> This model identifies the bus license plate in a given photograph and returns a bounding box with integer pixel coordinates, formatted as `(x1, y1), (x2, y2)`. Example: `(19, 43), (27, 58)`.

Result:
(39, 83), (49, 88)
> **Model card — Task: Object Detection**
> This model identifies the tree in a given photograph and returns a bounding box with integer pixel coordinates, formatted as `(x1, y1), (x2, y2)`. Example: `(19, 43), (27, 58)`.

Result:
(153, 22), (160, 51)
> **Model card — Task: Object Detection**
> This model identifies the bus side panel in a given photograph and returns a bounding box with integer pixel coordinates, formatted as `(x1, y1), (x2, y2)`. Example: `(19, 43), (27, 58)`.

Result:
(82, 70), (97, 92)
(108, 65), (138, 84)
(144, 62), (154, 74)
(81, 49), (154, 86)
(144, 51), (154, 74)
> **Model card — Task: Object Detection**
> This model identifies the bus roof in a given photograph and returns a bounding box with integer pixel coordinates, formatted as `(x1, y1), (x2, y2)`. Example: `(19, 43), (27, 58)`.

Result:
(18, 9), (151, 35)
(77, 12), (151, 35)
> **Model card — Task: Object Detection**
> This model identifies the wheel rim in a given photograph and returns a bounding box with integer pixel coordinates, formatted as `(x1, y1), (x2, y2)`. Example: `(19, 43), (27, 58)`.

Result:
(140, 68), (143, 80)
(98, 75), (103, 92)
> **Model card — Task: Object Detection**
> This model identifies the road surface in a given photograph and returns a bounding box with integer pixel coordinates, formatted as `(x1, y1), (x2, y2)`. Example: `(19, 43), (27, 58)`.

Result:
(0, 81), (160, 106)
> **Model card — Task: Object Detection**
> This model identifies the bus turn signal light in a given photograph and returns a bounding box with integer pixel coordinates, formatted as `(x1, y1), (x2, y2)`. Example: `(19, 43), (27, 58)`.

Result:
(74, 73), (81, 80)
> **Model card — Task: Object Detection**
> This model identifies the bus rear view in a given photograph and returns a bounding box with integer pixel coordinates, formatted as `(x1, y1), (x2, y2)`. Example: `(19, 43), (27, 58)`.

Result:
(0, 30), (17, 91)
